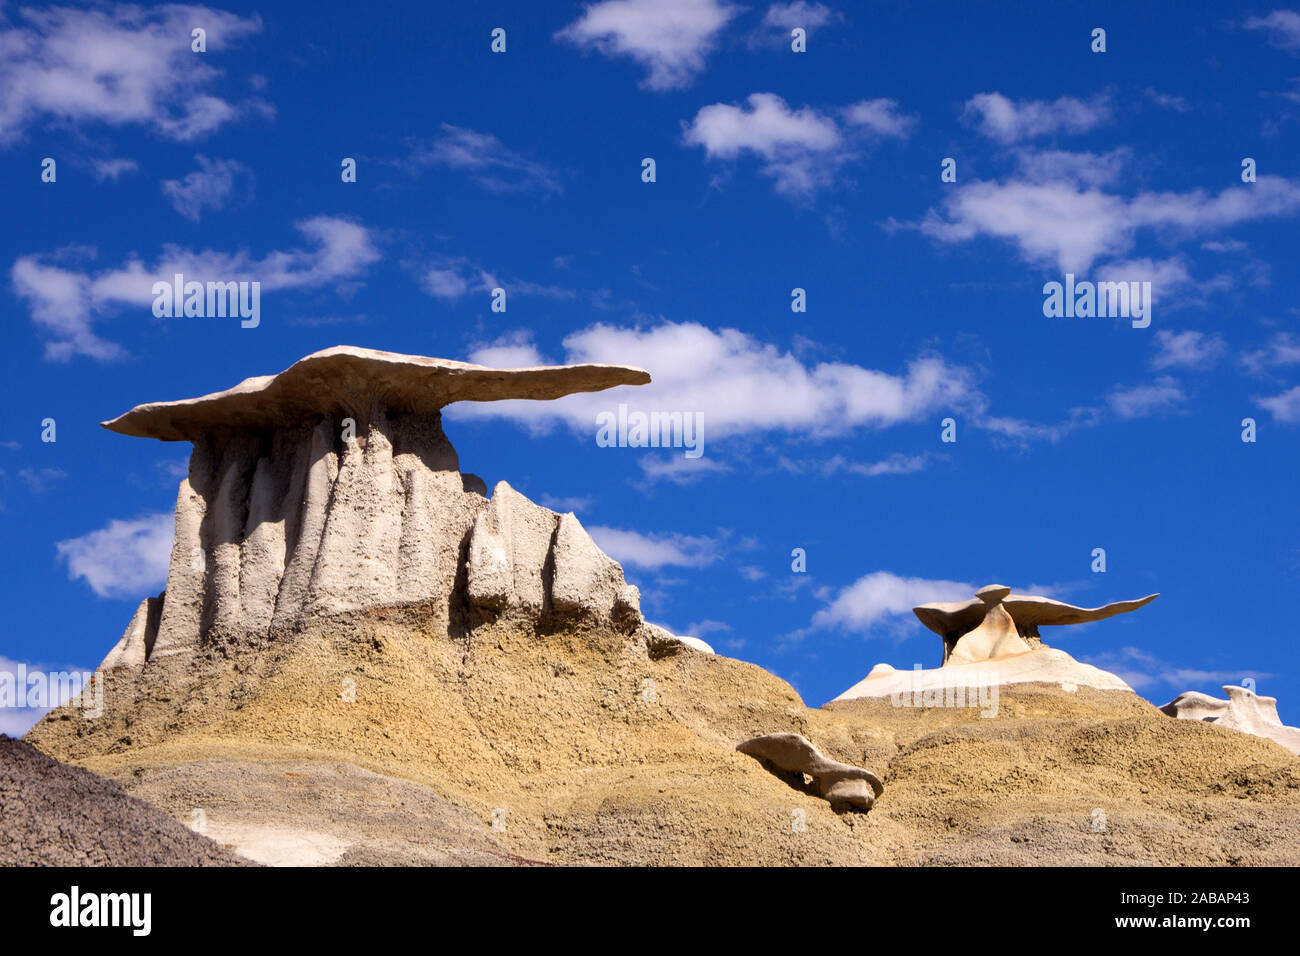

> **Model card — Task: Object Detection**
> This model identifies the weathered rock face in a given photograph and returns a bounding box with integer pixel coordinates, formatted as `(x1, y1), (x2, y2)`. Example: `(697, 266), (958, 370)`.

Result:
(736, 732), (883, 812)
(96, 347), (655, 670)
(1160, 686), (1300, 756)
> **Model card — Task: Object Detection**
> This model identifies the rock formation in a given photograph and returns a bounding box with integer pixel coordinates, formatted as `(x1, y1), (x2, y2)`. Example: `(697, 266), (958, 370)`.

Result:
(914, 585), (1159, 665)
(94, 346), (667, 671)
(736, 733), (883, 812)
(833, 584), (1157, 701)
(1160, 686), (1300, 756)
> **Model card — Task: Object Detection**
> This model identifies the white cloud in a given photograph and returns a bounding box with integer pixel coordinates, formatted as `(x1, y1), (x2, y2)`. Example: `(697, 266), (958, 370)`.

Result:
(449, 321), (980, 441)
(465, 331), (545, 367)
(0, 4), (263, 141)
(778, 451), (937, 477)
(842, 98), (915, 137)
(1242, 332), (1300, 375)
(637, 455), (731, 485)
(410, 125), (560, 194)
(56, 513), (172, 599)
(810, 571), (972, 634)
(556, 0), (740, 90)
(162, 155), (249, 221)
(539, 493), (595, 513)
(1150, 330), (1227, 370)
(1257, 384), (1300, 422)
(587, 526), (719, 569)
(1082, 647), (1268, 692)
(1096, 256), (1231, 310)
(684, 92), (911, 195)
(1106, 377), (1187, 420)
(979, 374), (1192, 445)
(962, 92), (1110, 143)
(686, 92), (841, 157)
(977, 408), (1102, 445)
(915, 175), (1300, 272)
(17, 467), (66, 493)
(833, 452), (932, 477)
(13, 216), (380, 360)
(1244, 10), (1300, 51)
(762, 1), (841, 30)
(422, 262), (480, 300)
(92, 158), (138, 181)
(750, 2), (844, 47)
(916, 180), (1130, 272)
(418, 259), (584, 305)
(1013, 148), (1129, 187)
(1144, 88), (1192, 112)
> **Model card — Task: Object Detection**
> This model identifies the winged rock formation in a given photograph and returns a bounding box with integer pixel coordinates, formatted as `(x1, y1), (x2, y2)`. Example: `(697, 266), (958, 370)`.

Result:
(1160, 686), (1300, 756)
(914, 584), (1160, 666)
(834, 584), (1158, 701)
(97, 346), (674, 670)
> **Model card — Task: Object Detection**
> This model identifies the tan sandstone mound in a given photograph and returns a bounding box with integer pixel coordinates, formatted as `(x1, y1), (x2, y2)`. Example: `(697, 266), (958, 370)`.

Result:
(22, 353), (1300, 866)
(1160, 686), (1300, 757)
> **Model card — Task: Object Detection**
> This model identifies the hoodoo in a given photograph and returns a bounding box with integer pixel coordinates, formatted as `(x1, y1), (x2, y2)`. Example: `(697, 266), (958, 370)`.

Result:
(95, 346), (659, 670)
(912, 585), (1159, 665)
(833, 584), (1159, 701)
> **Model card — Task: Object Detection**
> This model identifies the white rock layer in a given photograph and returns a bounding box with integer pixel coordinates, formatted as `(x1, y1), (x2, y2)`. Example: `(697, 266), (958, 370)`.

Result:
(93, 347), (652, 671)
(1160, 686), (1300, 756)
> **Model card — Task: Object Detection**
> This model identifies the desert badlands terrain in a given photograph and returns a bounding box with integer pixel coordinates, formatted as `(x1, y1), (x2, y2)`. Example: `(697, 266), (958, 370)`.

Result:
(9, 347), (1300, 866)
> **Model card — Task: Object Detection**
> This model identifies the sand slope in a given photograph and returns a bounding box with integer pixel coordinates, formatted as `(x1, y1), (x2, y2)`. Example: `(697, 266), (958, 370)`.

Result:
(26, 608), (1300, 866)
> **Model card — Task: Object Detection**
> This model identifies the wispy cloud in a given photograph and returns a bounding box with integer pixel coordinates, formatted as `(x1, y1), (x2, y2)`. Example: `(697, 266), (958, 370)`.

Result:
(749, 2), (844, 47)
(407, 125), (561, 195)
(55, 512), (172, 599)
(637, 455), (731, 485)
(13, 216), (380, 360)
(809, 570), (972, 635)
(1150, 330), (1227, 371)
(1242, 332), (1300, 375)
(1082, 646), (1270, 693)
(556, 0), (741, 90)
(962, 92), (1110, 143)
(92, 158), (139, 181)
(417, 257), (595, 307)
(1107, 376), (1187, 420)
(162, 155), (251, 221)
(912, 173), (1300, 273)
(977, 373), (1192, 446)
(1257, 384), (1300, 423)
(0, 4), (264, 142)
(539, 493), (595, 514)
(684, 92), (913, 196)
(450, 322), (980, 441)
(587, 525), (720, 569)
(777, 451), (940, 478)
(1243, 10), (1300, 52)
(17, 467), (66, 493)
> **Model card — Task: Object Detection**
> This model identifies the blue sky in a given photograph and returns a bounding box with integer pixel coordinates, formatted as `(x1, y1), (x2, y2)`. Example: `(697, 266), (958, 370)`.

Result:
(2, 0), (1299, 735)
